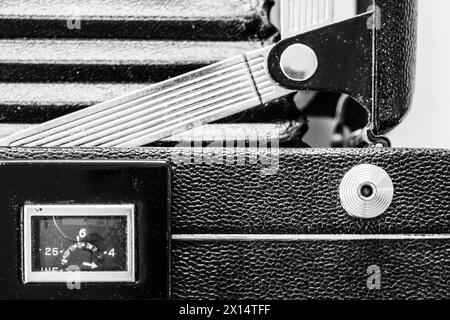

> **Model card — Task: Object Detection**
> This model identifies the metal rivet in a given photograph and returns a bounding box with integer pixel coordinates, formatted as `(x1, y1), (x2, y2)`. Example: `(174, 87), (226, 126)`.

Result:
(279, 44), (318, 81)
(339, 164), (394, 219)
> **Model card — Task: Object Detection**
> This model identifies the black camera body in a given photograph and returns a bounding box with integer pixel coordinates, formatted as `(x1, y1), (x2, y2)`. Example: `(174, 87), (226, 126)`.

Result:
(0, 147), (448, 300)
(0, 0), (448, 301)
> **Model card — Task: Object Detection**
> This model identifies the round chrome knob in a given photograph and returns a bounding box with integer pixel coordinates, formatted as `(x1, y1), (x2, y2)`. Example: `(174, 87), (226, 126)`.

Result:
(339, 164), (394, 219)
(279, 44), (318, 81)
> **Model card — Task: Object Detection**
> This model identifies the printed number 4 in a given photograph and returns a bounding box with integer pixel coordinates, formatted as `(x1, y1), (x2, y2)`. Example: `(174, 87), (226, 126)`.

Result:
(108, 249), (115, 257)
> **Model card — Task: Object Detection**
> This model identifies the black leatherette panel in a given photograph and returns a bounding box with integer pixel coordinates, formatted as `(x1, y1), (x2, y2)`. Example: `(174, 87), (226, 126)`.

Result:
(0, 147), (447, 235)
(0, 147), (448, 299)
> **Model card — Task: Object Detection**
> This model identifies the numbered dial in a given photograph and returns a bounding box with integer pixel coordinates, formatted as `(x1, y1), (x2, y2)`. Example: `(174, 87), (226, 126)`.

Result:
(61, 241), (104, 270)
(32, 216), (127, 272)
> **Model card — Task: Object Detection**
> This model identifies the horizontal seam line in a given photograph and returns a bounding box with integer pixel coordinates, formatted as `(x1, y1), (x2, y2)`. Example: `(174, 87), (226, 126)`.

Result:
(172, 234), (450, 241)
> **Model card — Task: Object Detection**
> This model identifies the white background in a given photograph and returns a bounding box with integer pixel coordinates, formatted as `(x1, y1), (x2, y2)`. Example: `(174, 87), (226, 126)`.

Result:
(387, 0), (450, 148)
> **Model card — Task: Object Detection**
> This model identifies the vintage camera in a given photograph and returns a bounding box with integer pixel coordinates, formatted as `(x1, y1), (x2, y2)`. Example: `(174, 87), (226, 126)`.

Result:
(0, 0), (448, 300)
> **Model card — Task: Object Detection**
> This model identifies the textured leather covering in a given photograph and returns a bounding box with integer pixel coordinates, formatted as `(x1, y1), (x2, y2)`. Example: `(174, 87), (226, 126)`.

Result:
(0, 147), (448, 299)
(0, 147), (448, 234)
(374, 0), (418, 134)
(172, 240), (450, 299)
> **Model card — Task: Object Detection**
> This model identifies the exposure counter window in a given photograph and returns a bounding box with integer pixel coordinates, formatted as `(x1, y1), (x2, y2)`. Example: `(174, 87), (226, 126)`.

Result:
(23, 204), (135, 283)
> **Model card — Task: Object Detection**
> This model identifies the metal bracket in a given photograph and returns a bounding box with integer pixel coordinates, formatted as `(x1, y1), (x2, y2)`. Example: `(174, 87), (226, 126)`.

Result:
(267, 12), (380, 144)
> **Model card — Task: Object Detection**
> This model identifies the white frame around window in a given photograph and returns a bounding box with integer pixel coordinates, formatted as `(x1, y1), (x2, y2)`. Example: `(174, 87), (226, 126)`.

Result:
(23, 204), (135, 283)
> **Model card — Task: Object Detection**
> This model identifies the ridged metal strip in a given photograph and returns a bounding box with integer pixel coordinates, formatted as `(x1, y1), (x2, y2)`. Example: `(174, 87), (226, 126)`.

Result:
(0, 47), (292, 148)
(280, 0), (334, 38)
